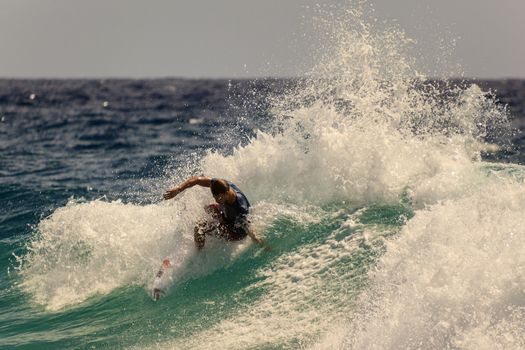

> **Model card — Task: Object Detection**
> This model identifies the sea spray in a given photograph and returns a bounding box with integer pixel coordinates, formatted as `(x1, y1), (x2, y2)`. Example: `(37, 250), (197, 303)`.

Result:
(201, 8), (509, 209)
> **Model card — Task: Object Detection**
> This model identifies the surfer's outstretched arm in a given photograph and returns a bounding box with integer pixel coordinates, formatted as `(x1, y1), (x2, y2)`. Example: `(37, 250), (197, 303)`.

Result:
(247, 228), (272, 252)
(164, 176), (212, 200)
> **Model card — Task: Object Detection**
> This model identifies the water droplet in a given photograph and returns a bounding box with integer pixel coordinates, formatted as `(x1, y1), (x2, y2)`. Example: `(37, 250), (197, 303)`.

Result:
(189, 118), (203, 125)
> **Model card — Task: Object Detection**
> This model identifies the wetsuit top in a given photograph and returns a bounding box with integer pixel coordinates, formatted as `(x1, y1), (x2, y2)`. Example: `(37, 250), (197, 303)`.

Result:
(211, 178), (251, 237)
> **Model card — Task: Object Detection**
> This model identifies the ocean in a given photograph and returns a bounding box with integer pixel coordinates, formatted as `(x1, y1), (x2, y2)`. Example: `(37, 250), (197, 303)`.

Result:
(1, 12), (525, 350)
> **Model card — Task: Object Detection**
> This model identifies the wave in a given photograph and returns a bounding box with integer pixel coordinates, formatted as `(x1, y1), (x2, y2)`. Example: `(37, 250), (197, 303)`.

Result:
(315, 178), (525, 350)
(16, 4), (523, 350)
(19, 196), (261, 310)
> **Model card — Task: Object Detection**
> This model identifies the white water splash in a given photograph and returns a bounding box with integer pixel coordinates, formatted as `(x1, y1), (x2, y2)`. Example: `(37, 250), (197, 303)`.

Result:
(19, 192), (255, 310)
(315, 180), (525, 350)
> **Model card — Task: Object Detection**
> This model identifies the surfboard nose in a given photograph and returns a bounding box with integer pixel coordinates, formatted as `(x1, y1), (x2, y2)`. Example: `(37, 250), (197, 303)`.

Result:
(152, 288), (164, 301)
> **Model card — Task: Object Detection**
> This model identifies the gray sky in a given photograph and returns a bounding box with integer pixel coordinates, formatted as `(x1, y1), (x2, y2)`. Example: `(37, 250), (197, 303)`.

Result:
(0, 0), (523, 79)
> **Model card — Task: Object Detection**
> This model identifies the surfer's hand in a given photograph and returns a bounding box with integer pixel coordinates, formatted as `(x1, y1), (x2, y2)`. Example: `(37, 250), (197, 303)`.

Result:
(256, 238), (272, 252)
(263, 244), (272, 252)
(163, 188), (180, 200)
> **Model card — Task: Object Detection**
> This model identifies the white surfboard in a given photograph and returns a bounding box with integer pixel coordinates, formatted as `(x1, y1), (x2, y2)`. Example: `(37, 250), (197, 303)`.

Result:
(151, 258), (172, 300)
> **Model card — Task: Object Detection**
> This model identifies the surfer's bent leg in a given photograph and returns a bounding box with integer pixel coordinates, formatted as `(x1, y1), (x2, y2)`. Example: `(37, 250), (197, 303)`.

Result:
(205, 204), (220, 218)
(194, 222), (207, 249)
(194, 232), (204, 249)
(194, 205), (221, 249)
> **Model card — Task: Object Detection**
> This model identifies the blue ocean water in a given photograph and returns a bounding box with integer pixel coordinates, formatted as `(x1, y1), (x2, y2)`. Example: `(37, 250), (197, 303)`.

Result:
(2, 13), (525, 350)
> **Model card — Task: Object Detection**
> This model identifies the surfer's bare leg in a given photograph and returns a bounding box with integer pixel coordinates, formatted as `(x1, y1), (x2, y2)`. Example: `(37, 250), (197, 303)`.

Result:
(194, 222), (207, 249)
(205, 203), (219, 214)
(194, 221), (218, 249)
(194, 204), (222, 249)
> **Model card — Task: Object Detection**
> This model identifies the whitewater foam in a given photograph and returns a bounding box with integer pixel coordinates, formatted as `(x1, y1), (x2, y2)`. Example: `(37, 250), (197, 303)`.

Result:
(314, 177), (525, 350)
(19, 192), (257, 310)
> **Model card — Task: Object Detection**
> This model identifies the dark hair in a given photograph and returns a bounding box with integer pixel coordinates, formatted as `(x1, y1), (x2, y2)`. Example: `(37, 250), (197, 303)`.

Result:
(211, 179), (229, 196)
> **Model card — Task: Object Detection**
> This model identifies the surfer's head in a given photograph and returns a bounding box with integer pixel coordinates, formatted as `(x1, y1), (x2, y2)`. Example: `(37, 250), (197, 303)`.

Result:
(211, 179), (230, 204)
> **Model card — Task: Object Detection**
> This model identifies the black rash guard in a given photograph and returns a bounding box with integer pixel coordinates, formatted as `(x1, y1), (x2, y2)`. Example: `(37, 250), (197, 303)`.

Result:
(211, 178), (251, 238)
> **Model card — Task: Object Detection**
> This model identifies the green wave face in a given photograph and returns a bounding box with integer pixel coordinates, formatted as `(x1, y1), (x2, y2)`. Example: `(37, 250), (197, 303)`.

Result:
(4, 200), (410, 350)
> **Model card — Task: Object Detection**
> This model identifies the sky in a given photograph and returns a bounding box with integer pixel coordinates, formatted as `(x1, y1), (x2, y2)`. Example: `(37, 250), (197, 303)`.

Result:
(0, 0), (523, 79)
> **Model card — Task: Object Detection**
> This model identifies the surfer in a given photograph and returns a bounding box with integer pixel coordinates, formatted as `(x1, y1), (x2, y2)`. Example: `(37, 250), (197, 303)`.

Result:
(163, 176), (268, 251)
(152, 176), (269, 300)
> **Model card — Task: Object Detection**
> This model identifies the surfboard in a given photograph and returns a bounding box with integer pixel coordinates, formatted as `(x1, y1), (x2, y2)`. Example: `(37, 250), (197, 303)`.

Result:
(151, 258), (172, 301)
